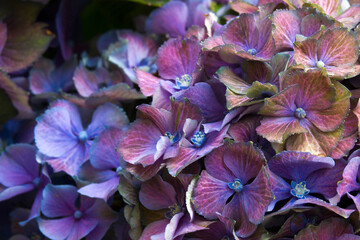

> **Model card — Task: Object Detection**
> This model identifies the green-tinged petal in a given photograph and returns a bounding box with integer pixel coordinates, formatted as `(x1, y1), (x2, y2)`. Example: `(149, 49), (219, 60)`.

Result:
(217, 66), (250, 94)
(286, 122), (344, 156)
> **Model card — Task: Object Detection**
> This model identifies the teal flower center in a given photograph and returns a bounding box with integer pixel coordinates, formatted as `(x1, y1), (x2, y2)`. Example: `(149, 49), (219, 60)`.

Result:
(175, 74), (192, 90)
(165, 132), (181, 145)
(116, 166), (122, 175)
(78, 131), (88, 142)
(228, 179), (243, 192)
(247, 48), (257, 55)
(32, 177), (41, 187)
(295, 108), (306, 119)
(73, 210), (83, 219)
(290, 181), (310, 199)
(190, 131), (206, 147)
(316, 60), (325, 68)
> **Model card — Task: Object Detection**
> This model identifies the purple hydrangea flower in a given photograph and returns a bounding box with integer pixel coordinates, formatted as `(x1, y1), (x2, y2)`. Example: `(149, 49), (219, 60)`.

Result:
(38, 184), (118, 240)
(35, 100), (129, 175)
(192, 142), (273, 237)
(78, 126), (127, 201)
(0, 144), (50, 225)
(268, 151), (351, 217)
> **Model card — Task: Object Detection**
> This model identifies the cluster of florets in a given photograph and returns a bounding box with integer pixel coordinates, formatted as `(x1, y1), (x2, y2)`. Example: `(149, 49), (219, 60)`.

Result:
(2, 0), (360, 239)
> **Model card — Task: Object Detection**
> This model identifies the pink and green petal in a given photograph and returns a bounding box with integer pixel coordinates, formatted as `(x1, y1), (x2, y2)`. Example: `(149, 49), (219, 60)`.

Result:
(118, 119), (161, 166)
(217, 66), (250, 94)
(258, 85), (298, 117)
(157, 38), (201, 80)
(139, 219), (169, 240)
(192, 170), (234, 220)
(300, 13), (339, 37)
(286, 122), (344, 156)
(306, 81), (350, 132)
(282, 70), (335, 111)
(0, 1), (54, 73)
(336, 4), (360, 28)
(293, 38), (318, 67)
(272, 10), (301, 51)
(230, 0), (258, 14)
(317, 28), (359, 67)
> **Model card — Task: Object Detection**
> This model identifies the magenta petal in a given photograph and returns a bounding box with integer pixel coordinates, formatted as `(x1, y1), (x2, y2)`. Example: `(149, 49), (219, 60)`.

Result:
(337, 157), (360, 196)
(137, 104), (172, 133)
(87, 103), (129, 137)
(272, 10), (301, 50)
(205, 146), (236, 183)
(119, 119), (161, 166)
(73, 66), (110, 97)
(0, 144), (38, 186)
(317, 28), (358, 67)
(222, 14), (258, 51)
(78, 177), (119, 201)
(293, 38), (317, 67)
(242, 167), (273, 224)
(336, 4), (360, 28)
(125, 159), (165, 181)
(222, 193), (257, 238)
(146, 1), (188, 37)
(157, 38), (201, 80)
(38, 217), (74, 240)
(300, 13), (337, 37)
(192, 170), (233, 219)
(223, 143), (265, 184)
(166, 147), (197, 177)
(139, 175), (177, 210)
(172, 214), (210, 239)
(165, 212), (184, 240)
(137, 69), (161, 96)
(140, 219), (169, 240)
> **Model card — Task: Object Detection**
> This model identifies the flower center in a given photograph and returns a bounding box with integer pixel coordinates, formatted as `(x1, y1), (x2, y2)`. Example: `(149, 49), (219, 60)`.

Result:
(165, 203), (182, 219)
(174, 74), (192, 90)
(228, 179), (243, 192)
(247, 48), (257, 56)
(116, 166), (122, 175)
(165, 132), (181, 145)
(32, 177), (41, 187)
(78, 130), (88, 142)
(190, 131), (206, 147)
(295, 108), (306, 119)
(73, 210), (83, 219)
(290, 181), (310, 199)
(316, 60), (325, 68)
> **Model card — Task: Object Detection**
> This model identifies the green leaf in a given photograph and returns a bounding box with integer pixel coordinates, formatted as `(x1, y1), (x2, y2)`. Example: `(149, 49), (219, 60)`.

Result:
(125, 0), (169, 7)
(0, 88), (18, 125)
